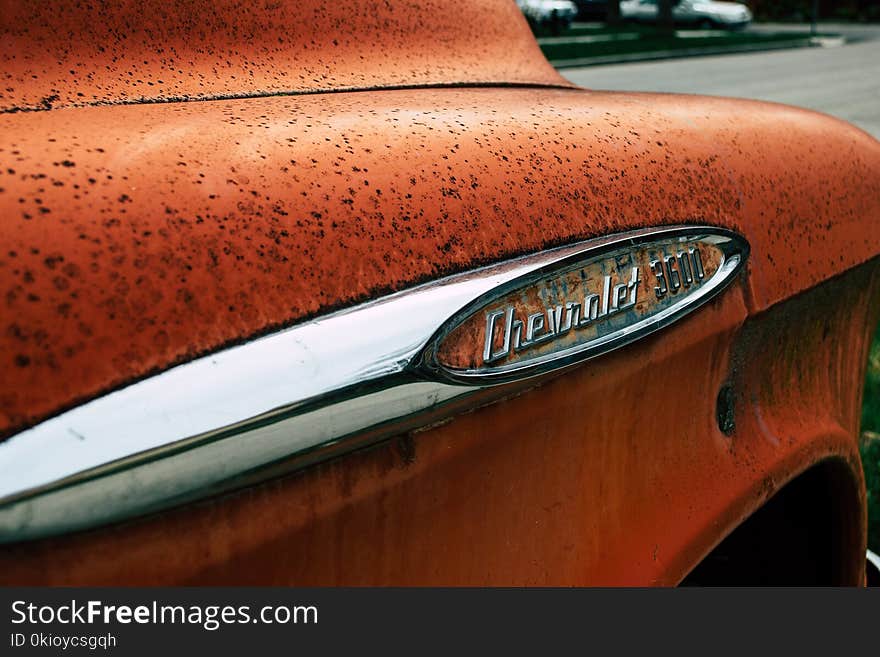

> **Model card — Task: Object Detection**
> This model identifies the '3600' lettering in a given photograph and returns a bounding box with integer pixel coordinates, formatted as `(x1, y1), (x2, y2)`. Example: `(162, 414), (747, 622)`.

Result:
(651, 248), (705, 298)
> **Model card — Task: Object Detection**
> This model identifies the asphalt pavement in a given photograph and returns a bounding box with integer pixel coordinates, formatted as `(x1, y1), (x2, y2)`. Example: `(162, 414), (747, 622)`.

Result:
(561, 23), (880, 139)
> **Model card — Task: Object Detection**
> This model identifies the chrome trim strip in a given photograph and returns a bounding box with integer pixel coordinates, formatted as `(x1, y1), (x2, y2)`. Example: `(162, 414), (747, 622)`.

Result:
(0, 226), (749, 542)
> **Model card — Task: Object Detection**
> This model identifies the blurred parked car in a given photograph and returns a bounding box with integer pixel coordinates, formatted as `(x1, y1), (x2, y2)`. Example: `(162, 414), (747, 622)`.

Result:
(621, 0), (753, 29)
(573, 0), (609, 20)
(518, 0), (579, 30)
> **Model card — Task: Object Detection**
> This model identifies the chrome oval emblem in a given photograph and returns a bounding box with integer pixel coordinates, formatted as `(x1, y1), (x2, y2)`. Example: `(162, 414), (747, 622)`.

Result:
(419, 226), (749, 384)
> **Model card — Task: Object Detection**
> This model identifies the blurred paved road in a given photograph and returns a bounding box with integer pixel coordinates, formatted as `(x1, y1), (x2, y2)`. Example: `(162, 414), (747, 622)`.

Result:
(562, 25), (880, 139)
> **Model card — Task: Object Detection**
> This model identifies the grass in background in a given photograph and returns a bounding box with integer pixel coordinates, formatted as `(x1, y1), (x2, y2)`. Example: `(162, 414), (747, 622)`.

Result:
(861, 322), (880, 553)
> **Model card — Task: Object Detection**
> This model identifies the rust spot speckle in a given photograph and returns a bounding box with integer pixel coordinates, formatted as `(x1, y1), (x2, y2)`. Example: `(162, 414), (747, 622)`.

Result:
(1, 87), (878, 440)
(0, 0), (567, 113)
(1, 1), (879, 443)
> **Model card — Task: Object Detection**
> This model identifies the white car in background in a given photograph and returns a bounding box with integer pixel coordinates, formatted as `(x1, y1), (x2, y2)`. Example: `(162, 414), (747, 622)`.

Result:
(621, 0), (753, 29)
(517, 0), (579, 30)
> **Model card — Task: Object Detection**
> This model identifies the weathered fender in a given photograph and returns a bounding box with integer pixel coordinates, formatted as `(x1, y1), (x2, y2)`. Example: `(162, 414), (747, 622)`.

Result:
(0, 0), (878, 584)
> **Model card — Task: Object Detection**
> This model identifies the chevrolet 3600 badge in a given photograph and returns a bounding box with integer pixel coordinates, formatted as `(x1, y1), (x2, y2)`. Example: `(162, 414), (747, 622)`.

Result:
(422, 228), (748, 384)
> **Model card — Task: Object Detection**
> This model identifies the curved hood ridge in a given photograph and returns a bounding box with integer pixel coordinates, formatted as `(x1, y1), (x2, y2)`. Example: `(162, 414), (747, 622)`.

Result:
(0, 0), (569, 113)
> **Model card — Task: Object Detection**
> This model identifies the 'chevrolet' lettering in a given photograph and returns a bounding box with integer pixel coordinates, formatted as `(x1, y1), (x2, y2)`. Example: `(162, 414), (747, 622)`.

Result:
(483, 267), (642, 364)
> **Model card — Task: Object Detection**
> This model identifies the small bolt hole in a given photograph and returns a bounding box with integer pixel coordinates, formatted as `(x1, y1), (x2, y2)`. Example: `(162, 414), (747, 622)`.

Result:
(716, 384), (735, 436)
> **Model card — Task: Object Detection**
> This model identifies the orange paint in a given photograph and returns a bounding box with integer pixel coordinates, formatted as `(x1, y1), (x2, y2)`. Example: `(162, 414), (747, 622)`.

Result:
(1, 0), (879, 584)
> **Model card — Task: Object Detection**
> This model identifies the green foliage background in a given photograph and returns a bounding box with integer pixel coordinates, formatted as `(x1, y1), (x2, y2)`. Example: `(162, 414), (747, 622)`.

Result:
(862, 323), (880, 553)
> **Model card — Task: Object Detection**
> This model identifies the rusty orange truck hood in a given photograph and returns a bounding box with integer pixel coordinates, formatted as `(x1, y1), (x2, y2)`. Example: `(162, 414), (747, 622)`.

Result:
(2, 86), (879, 439)
(3, 0), (880, 587)
(0, 0), (567, 112)
(3, 1), (879, 441)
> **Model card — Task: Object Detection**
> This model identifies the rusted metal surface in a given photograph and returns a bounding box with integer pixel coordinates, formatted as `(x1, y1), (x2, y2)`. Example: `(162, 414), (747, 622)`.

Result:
(0, 0), (567, 113)
(1, 260), (876, 585)
(1, 0), (880, 584)
(1, 87), (878, 441)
